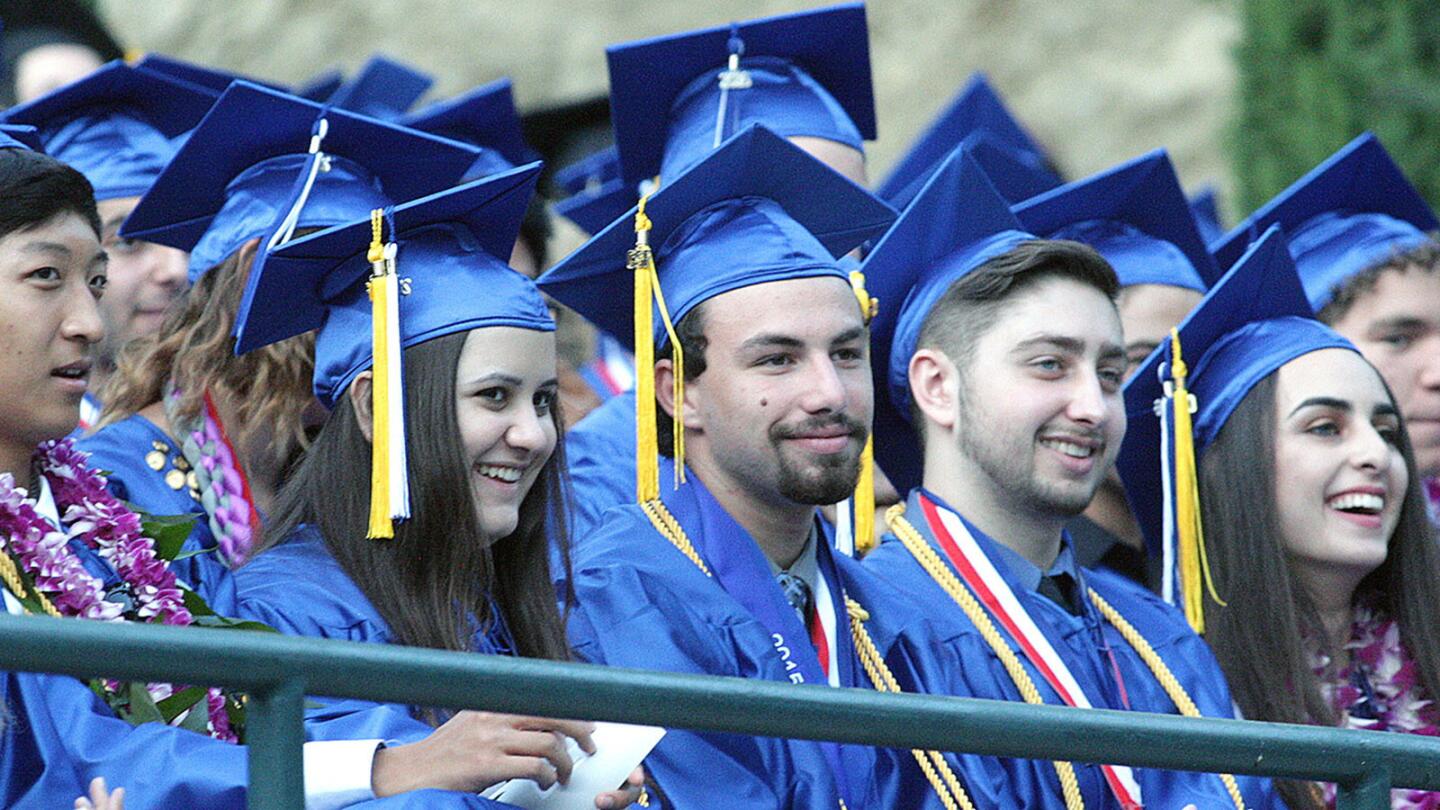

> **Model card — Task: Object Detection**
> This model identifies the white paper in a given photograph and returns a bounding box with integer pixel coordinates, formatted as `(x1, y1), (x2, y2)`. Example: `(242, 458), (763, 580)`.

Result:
(479, 721), (665, 809)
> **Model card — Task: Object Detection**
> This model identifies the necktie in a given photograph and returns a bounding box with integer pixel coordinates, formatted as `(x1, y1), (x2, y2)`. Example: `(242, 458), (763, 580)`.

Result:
(1038, 571), (1082, 616)
(775, 570), (814, 630)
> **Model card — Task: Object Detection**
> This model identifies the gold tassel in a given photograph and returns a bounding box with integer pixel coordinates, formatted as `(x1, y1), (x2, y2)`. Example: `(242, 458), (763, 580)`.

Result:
(630, 195), (686, 503)
(1168, 328), (1225, 632)
(854, 435), (876, 555)
(851, 270), (879, 556)
(367, 209), (397, 539)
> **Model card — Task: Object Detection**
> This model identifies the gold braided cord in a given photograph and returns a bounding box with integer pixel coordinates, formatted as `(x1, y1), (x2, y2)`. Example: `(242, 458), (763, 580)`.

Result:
(886, 504), (1086, 810)
(0, 551), (60, 618)
(639, 499), (711, 577)
(1087, 589), (1246, 810)
(847, 598), (975, 810)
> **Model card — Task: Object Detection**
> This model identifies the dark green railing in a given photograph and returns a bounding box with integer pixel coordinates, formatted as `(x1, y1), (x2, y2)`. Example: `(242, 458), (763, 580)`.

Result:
(0, 613), (1435, 809)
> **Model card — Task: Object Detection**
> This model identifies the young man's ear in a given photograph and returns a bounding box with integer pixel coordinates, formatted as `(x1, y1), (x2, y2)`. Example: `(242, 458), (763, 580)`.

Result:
(909, 348), (961, 433)
(348, 371), (376, 443)
(655, 358), (704, 432)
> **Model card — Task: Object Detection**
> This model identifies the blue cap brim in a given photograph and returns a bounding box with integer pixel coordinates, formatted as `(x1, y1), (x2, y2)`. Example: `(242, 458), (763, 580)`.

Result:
(2, 60), (218, 140)
(606, 2), (875, 188)
(1211, 132), (1439, 274)
(120, 81), (481, 253)
(237, 160), (544, 356)
(0, 124), (44, 152)
(1014, 149), (1218, 288)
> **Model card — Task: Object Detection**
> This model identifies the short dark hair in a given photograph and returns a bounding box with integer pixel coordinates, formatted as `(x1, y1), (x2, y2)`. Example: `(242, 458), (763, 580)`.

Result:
(0, 148), (101, 240)
(656, 301), (709, 457)
(912, 239), (1120, 429)
(1317, 238), (1440, 324)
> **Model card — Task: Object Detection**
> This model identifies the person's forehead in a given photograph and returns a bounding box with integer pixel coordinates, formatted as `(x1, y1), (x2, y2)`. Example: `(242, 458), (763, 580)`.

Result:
(1358, 265), (1440, 320)
(1277, 348), (1390, 407)
(705, 275), (859, 331)
(985, 276), (1121, 346)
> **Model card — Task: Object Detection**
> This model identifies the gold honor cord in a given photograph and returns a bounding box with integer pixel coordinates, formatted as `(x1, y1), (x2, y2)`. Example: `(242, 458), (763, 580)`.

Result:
(1166, 328), (1227, 634)
(847, 598), (975, 810)
(886, 504), (1085, 809)
(0, 552), (60, 617)
(888, 504), (1247, 810)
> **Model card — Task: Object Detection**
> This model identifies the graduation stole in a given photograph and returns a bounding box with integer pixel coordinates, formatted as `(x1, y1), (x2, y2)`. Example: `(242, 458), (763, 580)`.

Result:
(888, 496), (1248, 810)
(640, 489), (859, 809)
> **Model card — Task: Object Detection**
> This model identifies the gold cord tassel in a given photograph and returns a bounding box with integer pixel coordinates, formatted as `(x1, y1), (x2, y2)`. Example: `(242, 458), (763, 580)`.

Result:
(366, 209), (407, 539)
(630, 195), (686, 504)
(1167, 329), (1225, 632)
(853, 436), (876, 555)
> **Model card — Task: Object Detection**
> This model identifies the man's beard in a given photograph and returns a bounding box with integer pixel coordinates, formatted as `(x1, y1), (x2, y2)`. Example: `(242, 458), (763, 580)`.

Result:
(770, 413), (867, 505)
(955, 412), (1102, 518)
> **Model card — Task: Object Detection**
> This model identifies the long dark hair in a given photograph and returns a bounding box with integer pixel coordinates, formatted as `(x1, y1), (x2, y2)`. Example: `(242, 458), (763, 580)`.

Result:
(254, 330), (575, 668)
(1199, 373), (1440, 808)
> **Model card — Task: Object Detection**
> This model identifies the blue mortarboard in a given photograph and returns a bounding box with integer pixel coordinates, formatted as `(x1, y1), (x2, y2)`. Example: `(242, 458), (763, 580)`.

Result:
(402, 77), (536, 175)
(862, 145), (1037, 492)
(241, 162), (548, 538)
(606, 2), (876, 189)
(131, 53), (284, 94)
(325, 55), (434, 120)
(552, 147), (636, 235)
(876, 72), (1060, 208)
(296, 69), (345, 102)
(1014, 150), (1216, 291)
(1211, 132), (1439, 311)
(538, 124), (894, 351)
(237, 161), (549, 405)
(1188, 186), (1224, 245)
(0, 61), (218, 200)
(1118, 225), (1356, 630)
(119, 81), (482, 282)
(0, 124), (43, 152)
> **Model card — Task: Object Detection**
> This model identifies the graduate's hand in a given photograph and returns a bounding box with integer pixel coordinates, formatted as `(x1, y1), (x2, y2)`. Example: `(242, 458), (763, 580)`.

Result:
(74, 777), (124, 810)
(594, 766), (645, 808)
(371, 711), (598, 796)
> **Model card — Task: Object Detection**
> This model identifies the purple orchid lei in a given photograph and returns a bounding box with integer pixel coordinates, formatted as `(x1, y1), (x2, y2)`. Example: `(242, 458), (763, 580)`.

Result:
(0, 438), (237, 742)
(1316, 604), (1440, 809)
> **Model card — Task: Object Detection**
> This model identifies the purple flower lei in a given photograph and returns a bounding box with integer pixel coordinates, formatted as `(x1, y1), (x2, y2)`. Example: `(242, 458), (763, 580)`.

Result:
(0, 439), (236, 742)
(1316, 604), (1440, 808)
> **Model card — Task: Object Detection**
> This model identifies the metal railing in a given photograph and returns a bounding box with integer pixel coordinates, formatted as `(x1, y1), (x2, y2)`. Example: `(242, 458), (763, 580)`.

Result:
(0, 613), (1435, 809)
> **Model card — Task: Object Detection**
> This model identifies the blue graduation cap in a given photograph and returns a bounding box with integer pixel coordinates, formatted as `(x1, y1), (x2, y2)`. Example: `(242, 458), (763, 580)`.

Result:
(1188, 185), (1224, 245)
(1211, 133), (1438, 311)
(1117, 225), (1355, 632)
(861, 144), (1037, 492)
(402, 77), (535, 174)
(553, 145), (621, 196)
(552, 146), (637, 235)
(539, 124), (893, 351)
(876, 72), (1060, 207)
(296, 69), (345, 102)
(325, 55), (434, 119)
(120, 81), (482, 282)
(239, 162), (548, 539)
(539, 124), (893, 507)
(606, 2), (876, 189)
(0, 61), (218, 201)
(1013, 149), (1216, 290)
(0, 124), (43, 151)
(132, 53), (283, 94)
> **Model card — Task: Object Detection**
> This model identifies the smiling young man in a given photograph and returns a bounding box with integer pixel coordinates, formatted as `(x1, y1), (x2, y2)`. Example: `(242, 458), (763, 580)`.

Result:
(1211, 133), (1440, 523)
(857, 147), (1279, 809)
(540, 126), (960, 809)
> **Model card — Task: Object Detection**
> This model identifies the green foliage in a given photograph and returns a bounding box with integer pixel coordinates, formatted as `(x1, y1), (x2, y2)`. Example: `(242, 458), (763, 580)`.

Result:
(1234, 0), (1440, 212)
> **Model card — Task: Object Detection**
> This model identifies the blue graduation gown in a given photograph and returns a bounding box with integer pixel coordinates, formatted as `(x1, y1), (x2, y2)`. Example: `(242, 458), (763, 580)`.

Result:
(234, 526), (521, 808)
(563, 389), (637, 543)
(861, 490), (1281, 809)
(77, 414), (235, 612)
(566, 469), (938, 810)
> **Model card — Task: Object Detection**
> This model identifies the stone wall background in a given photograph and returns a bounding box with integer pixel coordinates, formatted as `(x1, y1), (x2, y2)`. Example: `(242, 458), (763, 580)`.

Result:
(96, 0), (1240, 219)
